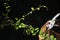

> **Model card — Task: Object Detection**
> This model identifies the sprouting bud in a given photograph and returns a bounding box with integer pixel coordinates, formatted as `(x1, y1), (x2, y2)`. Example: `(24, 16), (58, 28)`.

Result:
(42, 5), (47, 8)
(15, 18), (18, 20)
(21, 18), (25, 20)
(5, 6), (10, 9)
(29, 11), (32, 14)
(36, 7), (40, 10)
(22, 15), (25, 17)
(32, 33), (36, 36)
(31, 7), (35, 11)
(20, 23), (26, 28)
(19, 25), (21, 28)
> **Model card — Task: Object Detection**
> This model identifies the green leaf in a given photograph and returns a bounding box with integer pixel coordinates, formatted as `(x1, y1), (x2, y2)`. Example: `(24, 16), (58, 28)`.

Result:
(31, 7), (35, 11)
(54, 38), (57, 40)
(15, 18), (18, 20)
(39, 30), (43, 35)
(20, 23), (26, 28)
(15, 27), (19, 30)
(50, 35), (54, 40)
(15, 19), (21, 26)
(26, 29), (30, 35)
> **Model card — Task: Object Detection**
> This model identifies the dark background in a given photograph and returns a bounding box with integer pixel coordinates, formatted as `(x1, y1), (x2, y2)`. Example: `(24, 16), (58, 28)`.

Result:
(0, 0), (60, 40)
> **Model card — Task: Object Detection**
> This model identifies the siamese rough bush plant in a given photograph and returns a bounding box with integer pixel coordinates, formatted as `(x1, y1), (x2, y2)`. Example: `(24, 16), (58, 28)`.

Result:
(0, 0), (56, 40)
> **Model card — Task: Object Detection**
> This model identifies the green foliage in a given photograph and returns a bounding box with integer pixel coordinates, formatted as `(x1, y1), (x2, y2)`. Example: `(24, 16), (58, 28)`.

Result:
(26, 25), (39, 36)
(3, 0), (11, 13)
(14, 19), (56, 40)
(0, 0), (56, 40)
(39, 31), (57, 40)
(14, 19), (39, 36)
(39, 30), (43, 35)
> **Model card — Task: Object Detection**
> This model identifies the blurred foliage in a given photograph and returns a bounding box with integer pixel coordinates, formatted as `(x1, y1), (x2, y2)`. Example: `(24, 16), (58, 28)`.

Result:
(0, 0), (57, 40)
(39, 30), (57, 40)
(3, 0), (11, 13)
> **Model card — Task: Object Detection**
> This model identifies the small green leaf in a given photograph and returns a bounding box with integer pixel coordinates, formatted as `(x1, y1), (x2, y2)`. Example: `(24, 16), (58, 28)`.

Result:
(20, 23), (26, 28)
(21, 18), (25, 20)
(43, 34), (45, 37)
(5, 6), (10, 9)
(15, 18), (18, 20)
(50, 35), (54, 40)
(39, 30), (43, 35)
(15, 19), (20, 25)
(36, 7), (40, 10)
(31, 7), (35, 11)
(22, 15), (25, 17)
(26, 29), (30, 35)
(54, 38), (57, 40)
(15, 27), (19, 30)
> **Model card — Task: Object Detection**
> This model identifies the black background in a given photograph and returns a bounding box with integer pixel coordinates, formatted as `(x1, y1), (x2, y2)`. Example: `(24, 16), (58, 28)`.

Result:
(0, 0), (60, 40)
